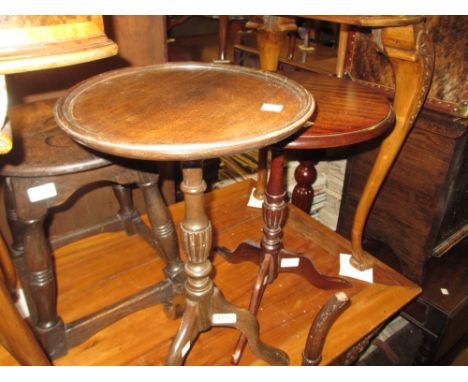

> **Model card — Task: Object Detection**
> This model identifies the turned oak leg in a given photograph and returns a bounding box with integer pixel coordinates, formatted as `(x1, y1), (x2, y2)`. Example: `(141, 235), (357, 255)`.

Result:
(166, 161), (286, 365)
(137, 172), (184, 280)
(350, 22), (434, 270)
(112, 184), (141, 236)
(22, 215), (66, 358)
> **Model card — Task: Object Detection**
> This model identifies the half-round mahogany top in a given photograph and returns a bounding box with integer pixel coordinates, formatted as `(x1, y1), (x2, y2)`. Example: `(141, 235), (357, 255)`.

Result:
(55, 62), (315, 161)
(279, 71), (394, 150)
(1, 99), (109, 177)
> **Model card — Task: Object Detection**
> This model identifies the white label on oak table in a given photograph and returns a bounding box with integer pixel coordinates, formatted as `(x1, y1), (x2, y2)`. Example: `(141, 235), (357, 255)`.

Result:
(247, 187), (263, 208)
(281, 257), (300, 268)
(27, 182), (57, 202)
(261, 103), (284, 112)
(181, 341), (191, 357)
(212, 313), (237, 324)
(339, 253), (374, 283)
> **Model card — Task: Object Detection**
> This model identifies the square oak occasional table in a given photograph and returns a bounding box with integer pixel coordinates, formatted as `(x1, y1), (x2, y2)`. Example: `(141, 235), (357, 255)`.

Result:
(54, 62), (314, 365)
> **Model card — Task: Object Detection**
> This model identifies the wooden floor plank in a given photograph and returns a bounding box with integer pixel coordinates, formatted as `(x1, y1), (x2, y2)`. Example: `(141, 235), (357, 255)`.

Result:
(0, 180), (420, 366)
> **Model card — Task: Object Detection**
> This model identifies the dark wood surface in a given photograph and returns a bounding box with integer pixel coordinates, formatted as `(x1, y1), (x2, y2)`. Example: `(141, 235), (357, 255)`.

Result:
(338, 106), (467, 283)
(278, 70), (394, 149)
(402, 237), (468, 364)
(0, 100), (109, 177)
(0, 180), (421, 365)
(55, 62), (314, 161)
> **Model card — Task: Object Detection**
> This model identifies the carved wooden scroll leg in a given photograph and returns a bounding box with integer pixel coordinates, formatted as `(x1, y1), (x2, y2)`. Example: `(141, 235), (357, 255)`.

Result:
(302, 291), (351, 365)
(350, 22), (434, 270)
(165, 301), (203, 365)
(211, 287), (289, 366)
(214, 240), (263, 266)
(231, 254), (272, 365)
(278, 250), (351, 289)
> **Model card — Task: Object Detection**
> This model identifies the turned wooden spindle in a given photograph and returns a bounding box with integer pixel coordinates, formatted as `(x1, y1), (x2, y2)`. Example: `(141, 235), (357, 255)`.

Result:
(22, 216), (66, 357)
(166, 161), (289, 366)
(291, 160), (317, 214)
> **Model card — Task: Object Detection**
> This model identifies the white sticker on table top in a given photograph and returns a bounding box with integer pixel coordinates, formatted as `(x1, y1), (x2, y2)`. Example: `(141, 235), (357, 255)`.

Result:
(247, 187), (263, 208)
(339, 253), (374, 284)
(281, 257), (300, 268)
(261, 103), (284, 113)
(15, 288), (30, 319)
(27, 182), (57, 202)
(440, 288), (450, 295)
(212, 313), (237, 324)
(181, 341), (191, 357)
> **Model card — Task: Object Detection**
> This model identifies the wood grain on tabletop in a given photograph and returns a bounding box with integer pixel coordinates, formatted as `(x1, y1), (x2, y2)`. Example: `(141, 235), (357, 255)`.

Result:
(54, 63), (314, 161)
(0, 180), (420, 365)
(279, 70), (394, 149)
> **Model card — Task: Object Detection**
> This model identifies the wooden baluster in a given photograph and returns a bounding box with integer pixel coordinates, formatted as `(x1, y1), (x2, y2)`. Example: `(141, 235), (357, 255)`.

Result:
(22, 215), (66, 357)
(350, 22), (434, 270)
(291, 160), (317, 214)
(137, 172), (183, 281)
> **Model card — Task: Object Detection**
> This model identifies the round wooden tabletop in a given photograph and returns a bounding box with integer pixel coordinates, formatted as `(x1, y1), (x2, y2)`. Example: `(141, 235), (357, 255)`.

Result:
(55, 62), (315, 161)
(279, 71), (394, 150)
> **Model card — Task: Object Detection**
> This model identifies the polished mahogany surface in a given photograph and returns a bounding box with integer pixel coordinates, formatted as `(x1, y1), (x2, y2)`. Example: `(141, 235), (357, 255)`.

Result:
(279, 71), (394, 149)
(55, 62), (315, 161)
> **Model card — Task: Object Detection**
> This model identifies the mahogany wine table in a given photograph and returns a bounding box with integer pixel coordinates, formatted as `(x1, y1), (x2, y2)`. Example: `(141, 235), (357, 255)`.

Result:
(54, 62), (314, 365)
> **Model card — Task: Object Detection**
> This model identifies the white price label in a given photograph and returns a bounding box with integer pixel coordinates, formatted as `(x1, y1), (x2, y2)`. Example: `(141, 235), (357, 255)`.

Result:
(261, 103), (284, 112)
(281, 257), (300, 268)
(181, 341), (191, 357)
(27, 182), (57, 202)
(339, 253), (374, 283)
(212, 313), (237, 324)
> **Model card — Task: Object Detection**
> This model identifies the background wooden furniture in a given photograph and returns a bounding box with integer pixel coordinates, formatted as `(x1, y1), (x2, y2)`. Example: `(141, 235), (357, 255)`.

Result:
(0, 99), (184, 359)
(1, 16), (173, 255)
(337, 15), (467, 283)
(54, 62), (314, 365)
(336, 16), (467, 364)
(0, 15), (117, 366)
(242, 16), (434, 273)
